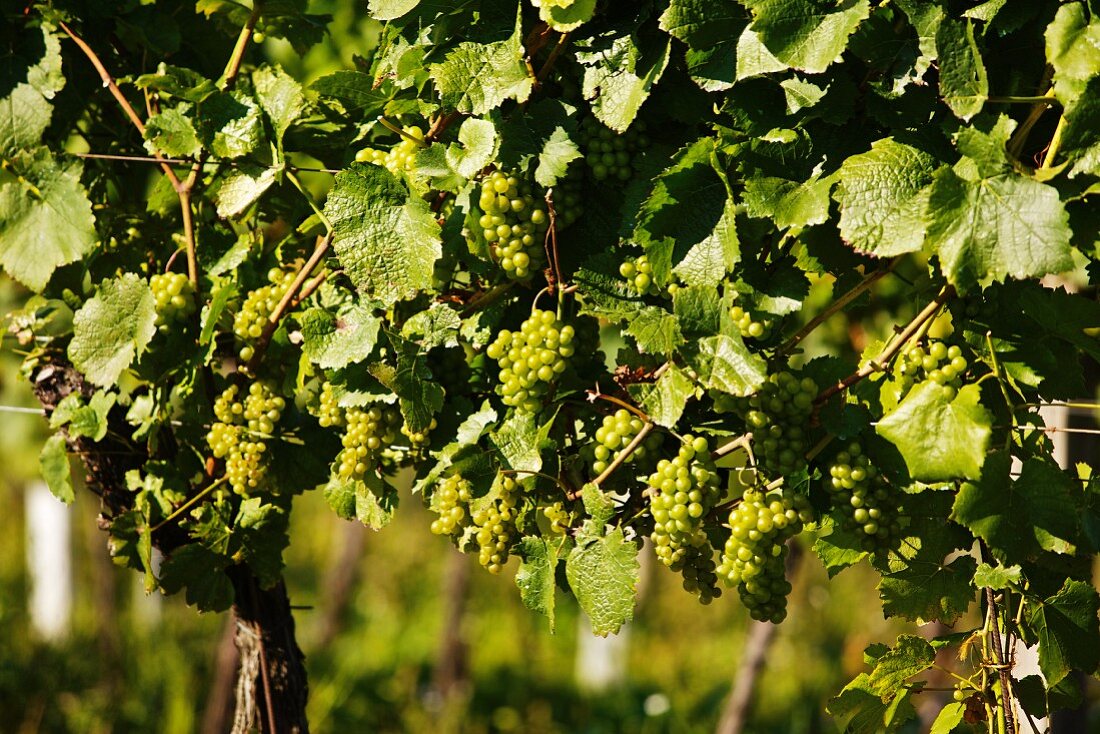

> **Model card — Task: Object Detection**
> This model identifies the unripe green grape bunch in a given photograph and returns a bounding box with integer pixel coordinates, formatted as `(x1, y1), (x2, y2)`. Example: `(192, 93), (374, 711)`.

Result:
(826, 443), (903, 552)
(717, 487), (813, 622)
(234, 268), (297, 361)
(578, 117), (650, 182)
(207, 382), (286, 496)
(354, 125), (425, 174)
(896, 340), (970, 400)
(473, 474), (520, 574)
(730, 304), (771, 340)
(336, 404), (402, 481)
(586, 408), (662, 477)
(542, 501), (572, 535)
(477, 170), (549, 281)
(647, 436), (723, 601)
(150, 272), (196, 331)
(549, 164), (584, 230)
(429, 473), (473, 537)
(314, 382), (345, 428)
(486, 309), (575, 413)
(741, 372), (818, 478)
(619, 255), (660, 296)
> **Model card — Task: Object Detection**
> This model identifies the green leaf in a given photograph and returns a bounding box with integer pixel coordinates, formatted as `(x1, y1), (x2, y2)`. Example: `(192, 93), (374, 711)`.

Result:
(533, 0), (597, 31)
(627, 365), (695, 428)
(515, 535), (570, 632)
(1045, 3), (1100, 105)
(867, 635), (936, 699)
(39, 433), (73, 504)
(253, 64), (307, 147)
(323, 473), (399, 530)
(69, 273), (157, 387)
(581, 483), (616, 530)
(834, 138), (936, 257)
(879, 553), (976, 624)
(876, 383), (992, 481)
(429, 13), (533, 115)
(748, 0), (871, 74)
(310, 71), (391, 115)
(1026, 579), (1100, 685)
(928, 702), (965, 734)
(0, 24), (64, 154)
(324, 162), (442, 306)
(935, 18), (988, 120)
(158, 544), (234, 612)
(565, 528), (639, 636)
(660, 0), (745, 90)
(144, 107), (202, 158)
(195, 91), (263, 159)
(692, 334), (769, 398)
(0, 148), (96, 292)
(625, 307), (684, 356)
(952, 454), (1080, 563)
(736, 26), (787, 80)
(812, 514), (869, 577)
(234, 497), (290, 587)
(491, 410), (552, 474)
(972, 562), (1022, 590)
(134, 63), (217, 103)
(67, 390), (116, 441)
(214, 164), (278, 218)
(401, 303), (461, 348)
(300, 304), (381, 370)
(497, 99), (581, 187)
(367, 0), (420, 21)
(742, 174), (832, 230)
(577, 32), (671, 132)
(828, 672), (918, 734)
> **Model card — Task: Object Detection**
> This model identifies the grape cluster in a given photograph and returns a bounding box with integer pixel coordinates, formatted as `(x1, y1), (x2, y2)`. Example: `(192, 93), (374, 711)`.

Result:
(355, 125), (425, 174)
(314, 382), (345, 428)
(473, 474), (519, 574)
(429, 474), (473, 537)
(478, 170), (549, 281)
(741, 372), (818, 478)
(826, 443), (902, 552)
(234, 268), (297, 361)
(647, 436), (723, 602)
(896, 341), (969, 400)
(730, 305), (770, 340)
(619, 255), (659, 296)
(543, 501), (571, 534)
(578, 117), (649, 182)
(550, 165), (584, 230)
(150, 272), (195, 331)
(485, 310), (575, 413)
(401, 418), (437, 456)
(717, 487), (813, 622)
(586, 409), (662, 477)
(335, 404), (402, 481)
(206, 382), (286, 496)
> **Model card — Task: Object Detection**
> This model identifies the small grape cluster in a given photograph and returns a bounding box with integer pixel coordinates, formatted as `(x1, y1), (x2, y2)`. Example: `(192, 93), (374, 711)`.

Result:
(473, 474), (520, 574)
(485, 310), (575, 413)
(400, 418), (437, 456)
(741, 372), (818, 478)
(647, 436), (723, 603)
(619, 255), (659, 296)
(150, 272), (195, 331)
(586, 409), (662, 477)
(550, 165), (584, 230)
(717, 487), (813, 622)
(355, 125), (425, 174)
(543, 501), (571, 534)
(579, 117), (650, 182)
(730, 305), (770, 340)
(429, 473), (473, 537)
(336, 404), (402, 481)
(478, 170), (549, 281)
(314, 382), (345, 428)
(896, 341), (969, 400)
(207, 382), (286, 496)
(826, 443), (902, 552)
(234, 268), (297, 361)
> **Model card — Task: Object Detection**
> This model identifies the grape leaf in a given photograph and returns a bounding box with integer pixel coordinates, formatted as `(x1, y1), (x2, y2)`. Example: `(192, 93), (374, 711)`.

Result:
(736, 26), (787, 79)
(158, 544), (233, 612)
(39, 433), (73, 504)
(748, 0), (871, 75)
(367, 0), (420, 21)
(310, 71), (392, 115)
(195, 91), (263, 158)
(867, 635), (936, 699)
(741, 173), (832, 230)
(300, 304), (381, 370)
(428, 12), (532, 115)
(935, 18), (987, 120)
(929, 702), (965, 734)
(878, 553), (976, 624)
(134, 63), (217, 103)
(214, 164), (278, 218)
(828, 673), (918, 734)
(369, 333), (443, 432)
(144, 107), (202, 158)
(324, 162), (442, 307)
(323, 473), (399, 530)
(491, 410), (552, 474)
(1044, 3), (1100, 105)
(812, 514), (869, 577)
(834, 138), (936, 257)
(515, 535), (571, 632)
(876, 382), (992, 481)
(0, 148), (96, 291)
(973, 562), (1022, 589)
(691, 334), (769, 397)
(660, 0), (746, 90)
(576, 31), (670, 132)
(625, 307), (684, 356)
(0, 24), (64, 153)
(626, 365), (695, 428)
(565, 528), (639, 637)
(235, 498), (290, 587)
(533, 0), (596, 32)
(497, 99), (581, 187)
(69, 273), (157, 387)
(1026, 579), (1100, 685)
(253, 64), (307, 149)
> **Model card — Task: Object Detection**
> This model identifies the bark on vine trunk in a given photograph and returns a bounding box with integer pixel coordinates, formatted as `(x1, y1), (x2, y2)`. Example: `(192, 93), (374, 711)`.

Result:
(31, 359), (310, 733)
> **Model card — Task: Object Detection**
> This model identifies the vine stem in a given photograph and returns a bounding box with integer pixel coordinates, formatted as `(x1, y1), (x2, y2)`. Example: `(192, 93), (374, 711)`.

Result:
(149, 476), (228, 533)
(586, 390), (649, 422)
(459, 281), (515, 316)
(592, 422), (654, 487)
(535, 32), (570, 83)
(986, 585), (1018, 734)
(779, 257), (901, 355)
(426, 110), (462, 142)
(71, 152), (343, 174)
(814, 285), (955, 405)
(378, 116), (428, 146)
(219, 2), (262, 91)
(712, 434), (752, 461)
(987, 96), (1059, 105)
(1039, 113), (1068, 170)
(543, 189), (564, 291)
(286, 168), (333, 232)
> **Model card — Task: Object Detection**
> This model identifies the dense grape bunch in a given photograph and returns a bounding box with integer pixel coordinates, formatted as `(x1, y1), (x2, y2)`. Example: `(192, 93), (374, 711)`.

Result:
(717, 487), (813, 622)
(485, 310), (575, 413)
(619, 255), (659, 296)
(150, 272), (196, 330)
(895, 341), (970, 399)
(233, 268), (298, 361)
(477, 170), (549, 281)
(206, 382), (286, 496)
(646, 436), (723, 602)
(741, 372), (818, 478)
(354, 125), (425, 174)
(335, 404), (402, 480)
(429, 473), (473, 537)
(586, 408), (662, 476)
(473, 474), (520, 574)
(578, 117), (650, 182)
(826, 443), (903, 552)
(730, 304), (770, 340)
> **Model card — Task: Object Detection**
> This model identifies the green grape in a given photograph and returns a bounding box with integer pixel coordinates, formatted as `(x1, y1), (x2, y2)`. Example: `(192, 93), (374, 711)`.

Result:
(550, 164), (584, 230)
(429, 473), (473, 537)
(400, 417), (437, 456)
(730, 304), (771, 340)
(619, 255), (660, 296)
(586, 408), (663, 476)
(578, 117), (650, 182)
(477, 170), (549, 281)
(716, 486), (813, 622)
(355, 125), (425, 174)
(647, 436), (723, 603)
(473, 474), (519, 574)
(234, 268), (297, 361)
(336, 404), (402, 480)
(150, 272), (196, 331)
(485, 309), (575, 413)
(543, 501), (571, 534)
(206, 382), (286, 496)
(740, 371), (818, 478)
(826, 442), (903, 552)
(315, 381), (344, 428)
(895, 340), (969, 400)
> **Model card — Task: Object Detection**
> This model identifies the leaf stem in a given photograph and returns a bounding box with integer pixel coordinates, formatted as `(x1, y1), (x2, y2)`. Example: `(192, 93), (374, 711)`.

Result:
(220, 1), (262, 90)
(1039, 113), (1067, 170)
(593, 422), (654, 487)
(986, 96), (1059, 105)
(535, 32), (571, 83)
(286, 168), (333, 232)
(377, 116), (428, 147)
(150, 476), (228, 533)
(586, 390), (649, 422)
